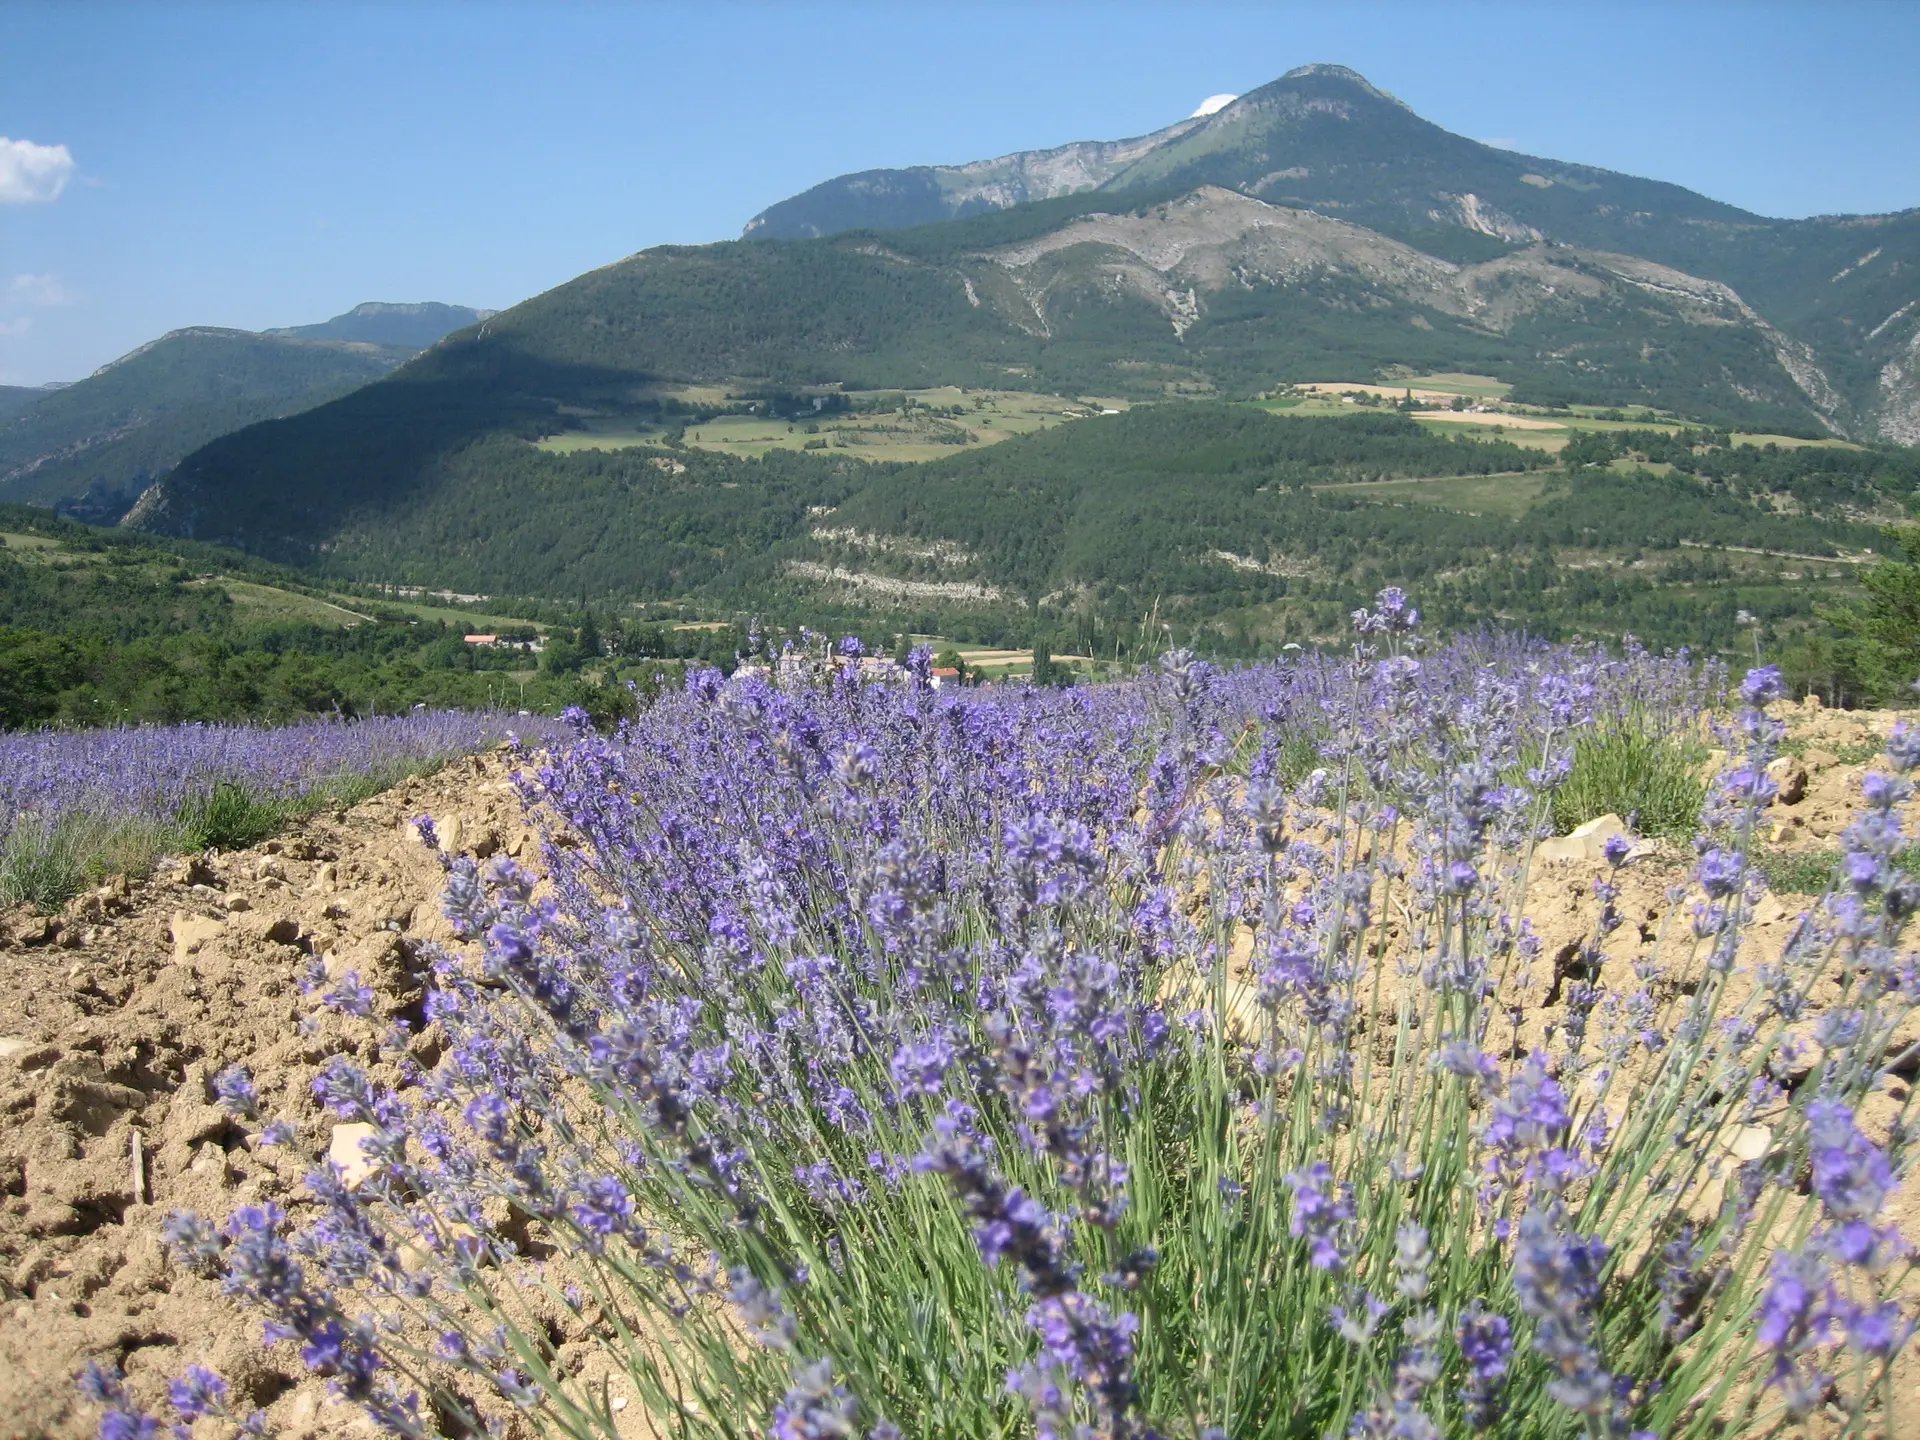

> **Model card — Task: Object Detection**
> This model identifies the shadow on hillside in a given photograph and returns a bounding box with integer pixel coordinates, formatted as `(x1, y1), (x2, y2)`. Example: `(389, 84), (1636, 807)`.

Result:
(138, 337), (656, 564)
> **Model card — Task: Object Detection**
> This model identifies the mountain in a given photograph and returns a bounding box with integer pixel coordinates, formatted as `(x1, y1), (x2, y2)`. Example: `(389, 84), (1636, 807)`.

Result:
(134, 184), (1846, 559)
(742, 111), (1216, 241)
(126, 63), (1920, 602)
(0, 302), (488, 514)
(747, 65), (1759, 259)
(0, 329), (412, 513)
(266, 300), (493, 349)
(746, 63), (1920, 441)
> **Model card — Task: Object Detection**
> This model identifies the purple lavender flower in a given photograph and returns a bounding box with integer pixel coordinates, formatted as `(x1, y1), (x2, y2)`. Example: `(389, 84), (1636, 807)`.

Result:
(1285, 1162), (1355, 1272)
(770, 1358), (858, 1440)
(1511, 1209), (1613, 1416)
(1740, 665), (1786, 707)
(167, 1365), (230, 1422)
(212, 1065), (260, 1120)
(569, 1174), (636, 1251)
(1756, 1250), (1834, 1418)
(160, 1209), (225, 1275)
(321, 971), (376, 1019)
(1455, 1303), (1512, 1426)
(98, 1414), (160, 1440)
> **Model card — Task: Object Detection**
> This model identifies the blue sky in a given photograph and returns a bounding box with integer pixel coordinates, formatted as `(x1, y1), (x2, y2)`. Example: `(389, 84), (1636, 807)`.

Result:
(2, 0), (1917, 385)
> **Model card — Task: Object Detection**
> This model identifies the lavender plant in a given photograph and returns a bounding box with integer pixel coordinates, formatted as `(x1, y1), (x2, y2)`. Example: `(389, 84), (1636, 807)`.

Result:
(0, 710), (563, 910)
(111, 606), (1918, 1439)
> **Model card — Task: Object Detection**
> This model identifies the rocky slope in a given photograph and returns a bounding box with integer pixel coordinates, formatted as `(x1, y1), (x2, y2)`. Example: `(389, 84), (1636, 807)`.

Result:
(0, 751), (564, 1439)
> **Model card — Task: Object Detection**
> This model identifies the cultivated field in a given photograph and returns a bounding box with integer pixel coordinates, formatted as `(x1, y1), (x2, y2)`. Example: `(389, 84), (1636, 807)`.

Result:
(535, 388), (1131, 464)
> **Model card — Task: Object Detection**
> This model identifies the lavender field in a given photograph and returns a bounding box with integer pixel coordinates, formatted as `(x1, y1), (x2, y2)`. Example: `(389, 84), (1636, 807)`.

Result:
(82, 606), (1920, 1439)
(0, 710), (566, 913)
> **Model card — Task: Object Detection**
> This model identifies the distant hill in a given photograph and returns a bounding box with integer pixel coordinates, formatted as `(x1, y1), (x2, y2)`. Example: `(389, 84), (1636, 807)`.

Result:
(0, 300), (488, 512)
(129, 401), (1920, 659)
(266, 300), (493, 349)
(135, 183), (1848, 558)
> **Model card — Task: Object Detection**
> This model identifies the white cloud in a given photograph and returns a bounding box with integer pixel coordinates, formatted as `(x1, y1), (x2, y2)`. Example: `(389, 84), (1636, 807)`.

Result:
(1478, 137), (1518, 151)
(6, 273), (71, 309)
(1190, 93), (1239, 119)
(0, 317), (31, 337)
(0, 137), (77, 204)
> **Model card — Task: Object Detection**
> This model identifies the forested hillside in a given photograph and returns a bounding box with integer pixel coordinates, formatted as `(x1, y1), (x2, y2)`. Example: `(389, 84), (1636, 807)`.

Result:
(0, 302), (487, 513)
(792, 406), (1905, 653)
(108, 401), (1920, 660)
(134, 188), (1847, 558)
(0, 509), (613, 728)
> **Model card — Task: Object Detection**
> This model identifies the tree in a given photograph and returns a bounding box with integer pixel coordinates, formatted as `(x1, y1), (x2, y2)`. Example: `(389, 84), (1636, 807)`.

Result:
(1823, 524), (1920, 700)
(1031, 640), (1056, 686)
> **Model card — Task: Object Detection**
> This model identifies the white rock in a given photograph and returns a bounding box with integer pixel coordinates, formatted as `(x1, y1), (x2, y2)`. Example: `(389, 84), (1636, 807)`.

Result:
(1535, 814), (1629, 866)
(329, 1122), (386, 1189)
(1720, 1125), (1772, 1162)
(170, 912), (225, 963)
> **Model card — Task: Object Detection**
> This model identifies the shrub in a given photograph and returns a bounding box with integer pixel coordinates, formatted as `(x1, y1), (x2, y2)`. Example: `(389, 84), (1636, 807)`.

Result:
(178, 781), (287, 853)
(0, 815), (92, 913)
(111, 616), (1917, 1440)
(1550, 724), (1705, 838)
(1752, 846), (1840, 895)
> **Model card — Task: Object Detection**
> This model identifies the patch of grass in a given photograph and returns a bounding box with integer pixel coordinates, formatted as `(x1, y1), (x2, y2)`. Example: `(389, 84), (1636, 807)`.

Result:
(1754, 846), (1920, 895)
(1777, 735), (1883, 765)
(1320, 472), (1551, 517)
(1400, 372), (1512, 399)
(179, 781), (290, 853)
(1276, 728), (1327, 785)
(1550, 725), (1706, 838)
(1753, 848), (1839, 895)
(218, 578), (370, 628)
(0, 814), (173, 914)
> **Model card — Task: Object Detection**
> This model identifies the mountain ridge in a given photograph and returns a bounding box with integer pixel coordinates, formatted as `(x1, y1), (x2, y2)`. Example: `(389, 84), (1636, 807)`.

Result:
(267, 300), (494, 348)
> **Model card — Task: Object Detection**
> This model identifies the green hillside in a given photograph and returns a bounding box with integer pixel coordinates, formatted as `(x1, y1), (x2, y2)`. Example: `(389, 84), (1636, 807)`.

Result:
(0, 328), (411, 511)
(0, 386), (47, 422)
(0, 505), (614, 728)
(121, 398), (1920, 661)
(134, 187), (1849, 562)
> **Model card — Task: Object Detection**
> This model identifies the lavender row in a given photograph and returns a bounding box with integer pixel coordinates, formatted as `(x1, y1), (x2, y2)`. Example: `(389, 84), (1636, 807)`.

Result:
(0, 710), (569, 839)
